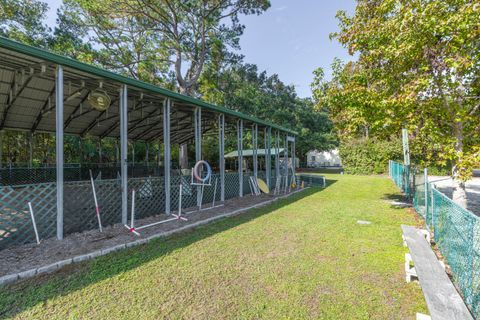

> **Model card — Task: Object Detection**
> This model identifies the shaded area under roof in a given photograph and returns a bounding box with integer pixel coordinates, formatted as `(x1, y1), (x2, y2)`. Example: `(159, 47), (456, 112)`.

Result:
(225, 148), (285, 158)
(0, 36), (296, 143)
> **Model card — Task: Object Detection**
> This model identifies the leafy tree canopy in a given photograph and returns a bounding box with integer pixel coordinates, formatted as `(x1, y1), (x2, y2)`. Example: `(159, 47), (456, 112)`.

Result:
(312, 0), (480, 206)
(200, 63), (338, 159)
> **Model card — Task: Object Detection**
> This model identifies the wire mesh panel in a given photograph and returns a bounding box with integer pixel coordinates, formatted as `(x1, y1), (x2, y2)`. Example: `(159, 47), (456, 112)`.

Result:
(95, 179), (122, 226)
(200, 173), (221, 205)
(243, 173), (253, 196)
(297, 174), (325, 187)
(0, 164), (165, 185)
(225, 172), (240, 200)
(64, 181), (98, 234)
(171, 175), (196, 211)
(432, 188), (480, 317)
(0, 182), (56, 249)
(128, 177), (166, 220)
(413, 169), (426, 219)
(63, 179), (122, 235)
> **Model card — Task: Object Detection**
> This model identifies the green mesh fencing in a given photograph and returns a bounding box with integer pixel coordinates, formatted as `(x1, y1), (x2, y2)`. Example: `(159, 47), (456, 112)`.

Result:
(431, 188), (480, 317)
(391, 160), (480, 318)
(389, 161), (413, 198)
(296, 174), (326, 187)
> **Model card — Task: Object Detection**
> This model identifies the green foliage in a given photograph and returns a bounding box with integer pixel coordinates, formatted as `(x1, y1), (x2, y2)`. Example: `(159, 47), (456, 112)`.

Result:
(59, 0), (270, 93)
(312, 0), (480, 184)
(0, 0), (335, 165)
(199, 63), (338, 160)
(339, 138), (402, 175)
(0, 0), (51, 47)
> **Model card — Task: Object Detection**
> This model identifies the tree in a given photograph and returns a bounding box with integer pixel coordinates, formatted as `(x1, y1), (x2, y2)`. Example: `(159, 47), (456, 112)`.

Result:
(60, 0), (270, 94)
(0, 0), (51, 46)
(315, 0), (480, 207)
(199, 62), (338, 160)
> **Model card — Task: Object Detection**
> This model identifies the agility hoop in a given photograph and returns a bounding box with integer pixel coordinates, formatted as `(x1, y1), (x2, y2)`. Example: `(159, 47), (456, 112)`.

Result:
(192, 160), (212, 184)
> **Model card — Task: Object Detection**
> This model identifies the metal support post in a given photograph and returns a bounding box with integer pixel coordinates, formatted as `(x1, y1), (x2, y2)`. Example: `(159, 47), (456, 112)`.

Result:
(292, 136), (296, 176)
(266, 127), (271, 188)
(163, 99), (171, 214)
(238, 120), (243, 197)
(253, 124), (258, 179)
(120, 85), (128, 225)
(275, 130), (280, 178)
(55, 65), (64, 240)
(194, 107), (202, 204)
(219, 114), (225, 202)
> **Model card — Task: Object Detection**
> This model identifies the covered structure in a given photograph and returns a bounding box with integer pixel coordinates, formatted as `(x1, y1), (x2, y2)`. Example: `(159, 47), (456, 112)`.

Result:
(0, 37), (297, 249)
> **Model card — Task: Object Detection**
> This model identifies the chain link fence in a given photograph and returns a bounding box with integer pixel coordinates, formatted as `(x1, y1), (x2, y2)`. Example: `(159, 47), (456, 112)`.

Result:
(389, 160), (480, 318)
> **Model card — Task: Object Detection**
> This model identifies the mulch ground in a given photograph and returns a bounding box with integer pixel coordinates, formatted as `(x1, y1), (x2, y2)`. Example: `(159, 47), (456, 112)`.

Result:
(0, 192), (283, 276)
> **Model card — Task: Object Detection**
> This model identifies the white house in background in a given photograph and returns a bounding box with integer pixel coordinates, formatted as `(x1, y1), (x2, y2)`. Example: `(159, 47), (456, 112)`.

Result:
(306, 149), (342, 167)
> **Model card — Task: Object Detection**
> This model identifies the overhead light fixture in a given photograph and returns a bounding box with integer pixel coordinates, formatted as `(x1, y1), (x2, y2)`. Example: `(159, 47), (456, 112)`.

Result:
(88, 82), (111, 111)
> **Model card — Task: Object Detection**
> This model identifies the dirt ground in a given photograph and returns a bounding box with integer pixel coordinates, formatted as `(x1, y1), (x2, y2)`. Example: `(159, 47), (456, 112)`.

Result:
(0, 192), (290, 276)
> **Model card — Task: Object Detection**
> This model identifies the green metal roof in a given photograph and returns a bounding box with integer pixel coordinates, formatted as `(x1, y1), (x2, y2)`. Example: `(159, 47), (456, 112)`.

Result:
(0, 37), (296, 135)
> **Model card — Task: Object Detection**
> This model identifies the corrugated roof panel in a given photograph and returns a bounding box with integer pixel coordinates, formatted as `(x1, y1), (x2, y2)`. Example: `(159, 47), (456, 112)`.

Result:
(0, 37), (296, 135)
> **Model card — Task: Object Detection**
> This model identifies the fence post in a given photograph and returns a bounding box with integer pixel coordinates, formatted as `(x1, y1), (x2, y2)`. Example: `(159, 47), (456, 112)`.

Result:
(424, 168), (428, 221)
(431, 184), (435, 238)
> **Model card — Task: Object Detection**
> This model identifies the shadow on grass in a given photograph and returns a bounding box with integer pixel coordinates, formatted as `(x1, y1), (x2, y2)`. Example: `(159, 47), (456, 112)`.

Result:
(0, 184), (335, 318)
(381, 193), (413, 210)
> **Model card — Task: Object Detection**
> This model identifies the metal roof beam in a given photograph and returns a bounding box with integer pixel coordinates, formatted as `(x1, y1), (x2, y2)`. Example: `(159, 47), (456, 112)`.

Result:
(97, 99), (145, 138)
(31, 85), (55, 133)
(0, 71), (36, 129)
(64, 90), (90, 130)
(0, 37), (296, 135)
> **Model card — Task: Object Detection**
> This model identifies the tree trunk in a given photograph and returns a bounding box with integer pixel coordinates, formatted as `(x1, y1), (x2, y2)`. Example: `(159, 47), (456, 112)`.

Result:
(452, 121), (467, 208)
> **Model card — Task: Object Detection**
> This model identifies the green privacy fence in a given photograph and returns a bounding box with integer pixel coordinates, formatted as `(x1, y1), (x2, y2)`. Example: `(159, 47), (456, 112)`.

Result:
(389, 160), (480, 318)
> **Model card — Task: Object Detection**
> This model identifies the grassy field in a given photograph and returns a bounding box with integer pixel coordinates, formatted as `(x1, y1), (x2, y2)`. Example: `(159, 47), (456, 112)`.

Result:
(0, 174), (426, 319)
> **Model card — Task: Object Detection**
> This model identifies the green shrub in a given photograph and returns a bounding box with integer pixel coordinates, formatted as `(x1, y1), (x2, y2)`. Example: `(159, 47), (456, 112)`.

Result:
(339, 138), (402, 175)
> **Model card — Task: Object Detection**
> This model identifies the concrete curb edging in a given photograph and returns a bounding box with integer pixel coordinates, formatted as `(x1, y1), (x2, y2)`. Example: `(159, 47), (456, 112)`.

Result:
(0, 188), (309, 286)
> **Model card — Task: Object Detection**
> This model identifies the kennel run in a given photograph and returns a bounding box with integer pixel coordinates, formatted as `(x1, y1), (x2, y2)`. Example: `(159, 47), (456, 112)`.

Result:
(0, 37), (299, 250)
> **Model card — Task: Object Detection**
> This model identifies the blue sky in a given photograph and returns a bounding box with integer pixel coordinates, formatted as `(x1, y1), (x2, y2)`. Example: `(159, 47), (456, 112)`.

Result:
(43, 0), (356, 98)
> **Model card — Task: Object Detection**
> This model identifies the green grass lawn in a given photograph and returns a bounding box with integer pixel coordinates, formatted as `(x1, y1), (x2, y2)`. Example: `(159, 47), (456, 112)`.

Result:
(0, 174), (427, 319)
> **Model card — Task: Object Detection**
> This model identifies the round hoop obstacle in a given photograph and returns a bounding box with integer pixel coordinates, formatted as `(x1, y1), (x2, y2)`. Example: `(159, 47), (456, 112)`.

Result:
(185, 160), (224, 212)
(192, 160), (212, 184)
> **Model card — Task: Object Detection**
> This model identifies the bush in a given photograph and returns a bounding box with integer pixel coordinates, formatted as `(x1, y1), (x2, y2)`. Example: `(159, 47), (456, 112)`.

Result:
(339, 138), (402, 175)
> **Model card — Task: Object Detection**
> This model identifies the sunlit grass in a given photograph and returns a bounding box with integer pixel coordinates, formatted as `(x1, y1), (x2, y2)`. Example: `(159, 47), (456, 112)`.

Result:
(0, 174), (426, 319)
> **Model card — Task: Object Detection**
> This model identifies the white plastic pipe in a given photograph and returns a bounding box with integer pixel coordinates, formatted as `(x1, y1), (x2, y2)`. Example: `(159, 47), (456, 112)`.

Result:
(90, 170), (103, 232)
(212, 178), (217, 206)
(131, 189), (135, 230)
(28, 202), (40, 244)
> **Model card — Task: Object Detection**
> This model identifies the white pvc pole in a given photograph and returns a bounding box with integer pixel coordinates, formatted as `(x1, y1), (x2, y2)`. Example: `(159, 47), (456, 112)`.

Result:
(90, 170), (103, 232)
(28, 202), (40, 244)
(131, 189), (135, 230)
(248, 177), (253, 195)
(179, 184), (183, 216)
(212, 178), (217, 207)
